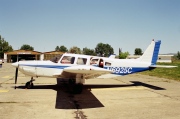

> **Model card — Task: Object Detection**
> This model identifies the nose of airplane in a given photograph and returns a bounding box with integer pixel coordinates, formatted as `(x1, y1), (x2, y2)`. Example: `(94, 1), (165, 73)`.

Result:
(12, 62), (19, 68)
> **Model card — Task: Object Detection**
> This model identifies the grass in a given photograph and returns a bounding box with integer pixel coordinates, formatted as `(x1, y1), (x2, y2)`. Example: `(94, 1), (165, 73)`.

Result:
(139, 60), (180, 81)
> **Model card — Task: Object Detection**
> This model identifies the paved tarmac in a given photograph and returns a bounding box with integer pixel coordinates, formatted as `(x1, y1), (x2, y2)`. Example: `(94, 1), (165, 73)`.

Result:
(0, 63), (180, 119)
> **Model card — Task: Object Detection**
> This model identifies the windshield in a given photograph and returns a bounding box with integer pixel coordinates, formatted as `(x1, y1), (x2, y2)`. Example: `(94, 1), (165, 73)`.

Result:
(50, 55), (63, 63)
(61, 56), (75, 64)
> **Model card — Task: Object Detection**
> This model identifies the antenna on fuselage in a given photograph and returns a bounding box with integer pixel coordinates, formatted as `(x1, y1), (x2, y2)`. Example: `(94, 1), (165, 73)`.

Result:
(119, 48), (122, 54)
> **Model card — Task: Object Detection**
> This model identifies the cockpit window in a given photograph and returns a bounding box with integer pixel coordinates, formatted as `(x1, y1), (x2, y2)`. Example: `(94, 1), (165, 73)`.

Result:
(61, 56), (75, 64)
(90, 58), (99, 65)
(50, 55), (62, 63)
(77, 57), (87, 65)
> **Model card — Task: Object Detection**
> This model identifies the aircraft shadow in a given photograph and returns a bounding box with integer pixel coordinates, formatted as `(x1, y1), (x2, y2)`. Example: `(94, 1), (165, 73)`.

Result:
(82, 81), (165, 90)
(16, 84), (104, 109)
(130, 81), (165, 90)
(15, 80), (165, 109)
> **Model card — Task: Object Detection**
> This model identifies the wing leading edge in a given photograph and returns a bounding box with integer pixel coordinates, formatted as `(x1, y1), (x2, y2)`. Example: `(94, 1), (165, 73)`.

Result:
(63, 65), (112, 74)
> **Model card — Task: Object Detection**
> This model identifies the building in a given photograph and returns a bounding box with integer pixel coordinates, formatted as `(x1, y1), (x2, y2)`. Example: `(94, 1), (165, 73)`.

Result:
(4, 50), (64, 63)
(127, 54), (174, 63)
(43, 51), (64, 60)
(157, 55), (174, 63)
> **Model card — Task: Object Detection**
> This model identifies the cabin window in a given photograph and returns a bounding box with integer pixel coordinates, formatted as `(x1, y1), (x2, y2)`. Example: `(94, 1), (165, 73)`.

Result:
(90, 59), (99, 65)
(77, 58), (87, 65)
(61, 56), (75, 64)
(105, 62), (111, 66)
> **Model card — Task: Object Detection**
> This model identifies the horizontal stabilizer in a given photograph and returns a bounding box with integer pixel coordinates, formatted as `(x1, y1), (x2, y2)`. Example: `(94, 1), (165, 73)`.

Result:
(150, 65), (177, 68)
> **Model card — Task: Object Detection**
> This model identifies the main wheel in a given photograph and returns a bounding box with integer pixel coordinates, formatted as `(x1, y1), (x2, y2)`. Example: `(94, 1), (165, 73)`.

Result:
(73, 83), (83, 94)
(25, 81), (34, 89)
(69, 78), (76, 84)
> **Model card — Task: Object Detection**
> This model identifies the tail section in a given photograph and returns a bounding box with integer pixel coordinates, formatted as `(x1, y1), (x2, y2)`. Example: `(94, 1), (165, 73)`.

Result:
(138, 40), (161, 65)
(109, 54), (116, 59)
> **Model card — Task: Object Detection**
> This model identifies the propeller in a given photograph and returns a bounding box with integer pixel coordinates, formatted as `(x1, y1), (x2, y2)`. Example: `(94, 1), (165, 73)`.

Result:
(15, 67), (18, 89)
(12, 62), (19, 89)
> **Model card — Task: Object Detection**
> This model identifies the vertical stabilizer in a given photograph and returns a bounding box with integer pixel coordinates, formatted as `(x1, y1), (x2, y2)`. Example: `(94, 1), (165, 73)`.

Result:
(138, 40), (161, 64)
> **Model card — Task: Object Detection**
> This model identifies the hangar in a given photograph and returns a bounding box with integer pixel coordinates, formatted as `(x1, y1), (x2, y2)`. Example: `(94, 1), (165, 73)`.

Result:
(4, 50), (41, 63)
(42, 51), (64, 60)
(4, 50), (64, 63)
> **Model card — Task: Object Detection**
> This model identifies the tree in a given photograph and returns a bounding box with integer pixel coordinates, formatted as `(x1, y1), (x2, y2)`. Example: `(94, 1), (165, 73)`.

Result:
(55, 45), (68, 52)
(59, 45), (68, 52)
(69, 46), (81, 54)
(20, 44), (34, 51)
(83, 47), (96, 56)
(119, 52), (129, 59)
(55, 46), (60, 51)
(177, 51), (180, 60)
(95, 43), (114, 57)
(0, 35), (13, 58)
(134, 48), (142, 55)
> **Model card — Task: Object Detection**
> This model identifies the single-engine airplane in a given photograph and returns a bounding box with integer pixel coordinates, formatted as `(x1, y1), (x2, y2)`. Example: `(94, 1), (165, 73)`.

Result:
(12, 40), (177, 93)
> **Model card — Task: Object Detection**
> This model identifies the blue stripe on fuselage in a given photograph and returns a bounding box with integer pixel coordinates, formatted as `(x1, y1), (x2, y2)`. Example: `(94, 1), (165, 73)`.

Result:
(19, 64), (69, 69)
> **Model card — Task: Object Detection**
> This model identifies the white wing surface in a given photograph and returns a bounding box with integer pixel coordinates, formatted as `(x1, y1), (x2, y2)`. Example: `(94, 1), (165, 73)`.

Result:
(63, 65), (112, 74)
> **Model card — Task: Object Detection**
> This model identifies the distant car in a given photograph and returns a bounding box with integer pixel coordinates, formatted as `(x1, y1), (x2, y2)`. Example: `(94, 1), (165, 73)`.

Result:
(0, 59), (4, 63)
(0, 59), (2, 68)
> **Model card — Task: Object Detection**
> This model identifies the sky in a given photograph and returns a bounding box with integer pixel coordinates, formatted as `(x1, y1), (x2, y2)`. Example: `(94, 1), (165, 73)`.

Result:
(0, 0), (180, 55)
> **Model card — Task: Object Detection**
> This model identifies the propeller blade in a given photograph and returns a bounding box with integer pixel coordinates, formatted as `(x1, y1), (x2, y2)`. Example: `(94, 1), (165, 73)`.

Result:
(15, 67), (18, 89)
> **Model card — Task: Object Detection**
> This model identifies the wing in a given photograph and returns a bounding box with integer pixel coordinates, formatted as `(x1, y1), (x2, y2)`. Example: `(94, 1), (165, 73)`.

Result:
(63, 65), (112, 74)
(60, 65), (113, 79)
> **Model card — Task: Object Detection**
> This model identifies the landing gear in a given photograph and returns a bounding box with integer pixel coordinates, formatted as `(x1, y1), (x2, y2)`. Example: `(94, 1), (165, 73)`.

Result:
(68, 78), (76, 84)
(25, 77), (35, 89)
(68, 78), (83, 94)
(73, 83), (83, 94)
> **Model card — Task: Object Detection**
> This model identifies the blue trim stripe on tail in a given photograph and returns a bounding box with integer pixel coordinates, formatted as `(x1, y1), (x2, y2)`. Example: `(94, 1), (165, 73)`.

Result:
(151, 40), (161, 65)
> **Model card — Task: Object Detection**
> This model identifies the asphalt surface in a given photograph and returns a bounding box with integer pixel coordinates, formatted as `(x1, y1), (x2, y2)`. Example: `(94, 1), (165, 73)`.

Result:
(0, 63), (180, 119)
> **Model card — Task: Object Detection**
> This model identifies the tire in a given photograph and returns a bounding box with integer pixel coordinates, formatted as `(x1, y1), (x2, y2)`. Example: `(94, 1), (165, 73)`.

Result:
(73, 84), (83, 94)
(25, 82), (33, 89)
(69, 78), (76, 84)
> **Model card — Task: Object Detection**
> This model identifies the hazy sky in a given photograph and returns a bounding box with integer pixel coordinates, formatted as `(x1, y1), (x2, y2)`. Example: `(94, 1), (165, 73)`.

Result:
(0, 0), (180, 54)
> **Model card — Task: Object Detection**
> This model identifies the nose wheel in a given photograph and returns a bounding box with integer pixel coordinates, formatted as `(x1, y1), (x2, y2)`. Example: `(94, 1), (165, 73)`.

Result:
(25, 77), (35, 89)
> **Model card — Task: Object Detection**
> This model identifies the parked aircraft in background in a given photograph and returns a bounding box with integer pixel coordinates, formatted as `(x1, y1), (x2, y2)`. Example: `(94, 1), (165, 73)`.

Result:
(12, 40), (177, 93)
